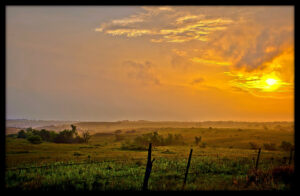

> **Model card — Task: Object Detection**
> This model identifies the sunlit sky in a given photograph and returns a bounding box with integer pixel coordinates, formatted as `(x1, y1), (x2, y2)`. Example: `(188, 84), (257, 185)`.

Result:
(6, 6), (294, 122)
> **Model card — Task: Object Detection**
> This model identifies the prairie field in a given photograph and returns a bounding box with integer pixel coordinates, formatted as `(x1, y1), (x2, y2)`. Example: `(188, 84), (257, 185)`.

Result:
(5, 5), (295, 192)
(5, 121), (294, 191)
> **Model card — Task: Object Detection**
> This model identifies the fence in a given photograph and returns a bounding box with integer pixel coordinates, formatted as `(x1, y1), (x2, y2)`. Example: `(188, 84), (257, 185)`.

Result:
(6, 143), (294, 190)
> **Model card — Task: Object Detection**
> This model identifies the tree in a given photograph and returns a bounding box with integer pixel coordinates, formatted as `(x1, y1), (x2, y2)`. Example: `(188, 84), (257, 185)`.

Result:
(25, 127), (33, 137)
(71, 124), (76, 132)
(82, 130), (91, 143)
(27, 135), (42, 144)
(17, 130), (27, 138)
(195, 136), (202, 145)
(71, 124), (78, 136)
(39, 129), (51, 141)
(115, 130), (122, 134)
(165, 134), (173, 145)
(54, 129), (75, 143)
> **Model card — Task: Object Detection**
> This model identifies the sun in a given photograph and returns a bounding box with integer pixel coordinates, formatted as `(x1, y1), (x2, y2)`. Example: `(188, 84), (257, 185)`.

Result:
(265, 78), (277, 86)
(262, 77), (281, 92)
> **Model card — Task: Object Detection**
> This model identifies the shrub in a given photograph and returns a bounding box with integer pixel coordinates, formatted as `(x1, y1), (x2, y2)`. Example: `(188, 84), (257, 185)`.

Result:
(7, 134), (17, 138)
(195, 136), (202, 145)
(114, 130), (122, 134)
(38, 129), (51, 141)
(263, 143), (277, 151)
(272, 166), (294, 185)
(126, 130), (136, 133)
(246, 169), (273, 187)
(74, 136), (85, 143)
(280, 141), (294, 151)
(249, 142), (259, 149)
(246, 166), (295, 188)
(25, 127), (33, 133)
(81, 130), (91, 143)
(53, 125), (85, 144)
(115, 134), (125, 141)
(73, 152), (82, 156)
(53, 129), (76, 143)
(17, 130), (27, 138)
(121, 140), (148, 151)
(120, 132), (185, 150)
(27, 135), (43, 144)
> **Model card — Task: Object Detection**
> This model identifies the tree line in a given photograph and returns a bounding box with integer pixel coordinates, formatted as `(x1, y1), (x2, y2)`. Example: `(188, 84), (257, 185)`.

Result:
(121, 131), (185, 150)
(17, 125), (91, 144)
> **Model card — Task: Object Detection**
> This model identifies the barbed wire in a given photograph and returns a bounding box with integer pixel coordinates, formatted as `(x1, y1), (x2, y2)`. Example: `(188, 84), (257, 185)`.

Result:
(6, 158), (146, 171)
(6, 148), (290, 172)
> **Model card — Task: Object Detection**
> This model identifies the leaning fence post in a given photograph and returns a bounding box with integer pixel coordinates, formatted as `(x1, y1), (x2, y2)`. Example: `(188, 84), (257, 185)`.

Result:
(143, 143), (155, 191)
(255, 148), (261, 170)
(289, 149), (294, 166)
(182, 148), (193, 190)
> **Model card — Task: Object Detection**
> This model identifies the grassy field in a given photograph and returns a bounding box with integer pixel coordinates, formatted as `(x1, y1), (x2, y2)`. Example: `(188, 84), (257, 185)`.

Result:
(5, 122), (294, 191)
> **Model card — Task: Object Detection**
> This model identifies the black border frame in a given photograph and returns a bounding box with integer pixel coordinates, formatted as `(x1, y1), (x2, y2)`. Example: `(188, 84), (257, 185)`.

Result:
(1, 0), (297, 193)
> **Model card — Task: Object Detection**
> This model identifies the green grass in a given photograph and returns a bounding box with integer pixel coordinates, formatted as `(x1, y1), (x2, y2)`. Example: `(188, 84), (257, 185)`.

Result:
(5, 126), (294, 190)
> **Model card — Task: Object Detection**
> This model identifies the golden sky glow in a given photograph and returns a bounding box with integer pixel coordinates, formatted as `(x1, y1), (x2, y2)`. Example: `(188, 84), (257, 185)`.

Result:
(6, 6), (294, 121)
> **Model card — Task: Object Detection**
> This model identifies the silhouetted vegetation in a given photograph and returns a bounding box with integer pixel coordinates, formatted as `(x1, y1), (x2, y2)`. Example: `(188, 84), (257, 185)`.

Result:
(195, 136), (202, 145)
(16, 125), (90, 144)
(7, 134), (17, 138)
(6, 121), (294, 191)
(280, 141), (294, 151)
(249, 142), (259, 149)
(17, 130), (26, 138)
(81, 130), (91, 143)
(114, 130), (122, 134)
(126, 130), (136, 133)
(27, 135), (43, 144)
(115, 134), (125, 141)
(121, 132), (185, 150)
(263, 143), (277, 151)
(245, 166), (294, 188)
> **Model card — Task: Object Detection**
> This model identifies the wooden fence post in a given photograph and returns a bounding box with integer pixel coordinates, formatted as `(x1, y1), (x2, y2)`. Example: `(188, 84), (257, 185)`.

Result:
(289, 149), (293, 166)
(182, 148), (193, 190)
(143, 143), (155, 191)
(255, 148), (261, 170)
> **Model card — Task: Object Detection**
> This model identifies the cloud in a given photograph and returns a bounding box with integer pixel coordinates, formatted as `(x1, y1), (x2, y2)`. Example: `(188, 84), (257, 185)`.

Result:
(95, 6), (293, 98)
(141, 6), (175, 13)
(106, 29), (153, 37)
(176, 15), (202, 24)
(224, 66), (293, 98)
(111, 17), (144, 25)
(233, 28), (293, 71)
(191, 57), (231, 66)
(123, 60), (161, 85)
(95, 7), (234, 43)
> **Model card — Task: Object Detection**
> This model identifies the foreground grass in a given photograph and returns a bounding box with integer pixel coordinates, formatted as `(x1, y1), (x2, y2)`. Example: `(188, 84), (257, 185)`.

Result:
(5, 126), (294, 190)
(5, 156), (293, 191)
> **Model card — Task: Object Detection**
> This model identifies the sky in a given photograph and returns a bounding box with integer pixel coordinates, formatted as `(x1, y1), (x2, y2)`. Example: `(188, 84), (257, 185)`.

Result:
(6, 6), (294, 122)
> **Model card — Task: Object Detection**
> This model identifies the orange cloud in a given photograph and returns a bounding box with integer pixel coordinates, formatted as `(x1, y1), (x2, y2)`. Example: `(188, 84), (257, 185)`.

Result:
(106, 29), (153, 37)
(191, 57), (232, 66)
(95, 7), (234, 43)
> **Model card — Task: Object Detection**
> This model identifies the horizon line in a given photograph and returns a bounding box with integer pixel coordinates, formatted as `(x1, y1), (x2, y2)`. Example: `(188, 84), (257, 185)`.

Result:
(6, 118), (294, 123)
